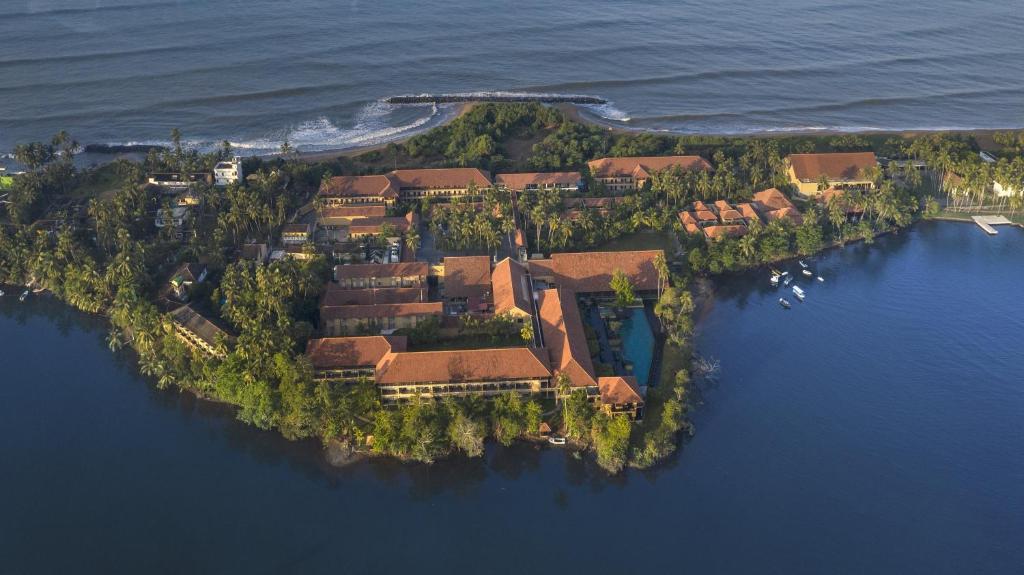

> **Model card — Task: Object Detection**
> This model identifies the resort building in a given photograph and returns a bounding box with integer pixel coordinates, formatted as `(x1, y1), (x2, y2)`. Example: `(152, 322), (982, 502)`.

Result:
(678, 189), (802, 240)
(785, 152), (878, 196)
(491, 257), (534, 320)
(333, 262), (429, 289)
(281, 223), (313, 245)
(528, 250), (661, 295)
(562, 197), (624, 219)
(598, 376), (645, 420)
(319, 175), (400, 207)
(347, 212), (418, 239)
(388, 168), (492, 199)
(213, 157), (243, 187)
(587, 156), (712, 193)
(375, 347), (552, 403)
(321, 286), (427, 307)
(169, 305), (231, 359)
(320, 301), (443, 336)
(306, 336), (407, 384)
(440, 255), (492, 308)
(495, 172), (582, 194)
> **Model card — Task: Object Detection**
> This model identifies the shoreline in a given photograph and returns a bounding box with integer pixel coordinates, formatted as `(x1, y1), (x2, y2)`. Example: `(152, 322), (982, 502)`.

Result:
(31, 101), (1020, 170)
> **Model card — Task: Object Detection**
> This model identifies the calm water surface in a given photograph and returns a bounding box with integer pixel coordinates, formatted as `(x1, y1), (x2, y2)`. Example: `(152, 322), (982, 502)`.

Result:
(2, 0), (1023, 154)
(1, 221), (1022, 574)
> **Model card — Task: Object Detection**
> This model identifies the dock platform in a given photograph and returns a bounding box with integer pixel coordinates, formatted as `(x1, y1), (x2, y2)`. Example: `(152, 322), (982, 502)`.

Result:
(971, 215), (1012, 235)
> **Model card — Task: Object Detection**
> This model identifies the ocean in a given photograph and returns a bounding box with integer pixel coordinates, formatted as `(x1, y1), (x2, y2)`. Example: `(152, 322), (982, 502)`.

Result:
(1, 0), (1023, 155)
(2, 221), (1022, 573)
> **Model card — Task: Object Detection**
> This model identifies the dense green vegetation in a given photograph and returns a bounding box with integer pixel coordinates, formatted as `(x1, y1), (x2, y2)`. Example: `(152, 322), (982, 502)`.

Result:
(2, 106), (1021, 474)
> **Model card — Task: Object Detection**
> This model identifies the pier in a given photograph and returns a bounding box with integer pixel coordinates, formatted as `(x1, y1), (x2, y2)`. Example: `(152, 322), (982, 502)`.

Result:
(971, 215), (1013, 235)
(385, 94), (607, 105)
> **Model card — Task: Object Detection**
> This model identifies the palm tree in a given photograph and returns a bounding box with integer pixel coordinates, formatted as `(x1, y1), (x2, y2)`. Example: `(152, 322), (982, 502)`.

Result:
(737, 234), (757, 262)
(653, 252), (669, 299)
(404, 229), (420, 256)
(556, 372), (572, 420)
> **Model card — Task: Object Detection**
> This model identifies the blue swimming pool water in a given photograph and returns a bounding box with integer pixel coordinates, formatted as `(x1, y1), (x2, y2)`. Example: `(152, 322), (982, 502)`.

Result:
(619, 307), (655, 386)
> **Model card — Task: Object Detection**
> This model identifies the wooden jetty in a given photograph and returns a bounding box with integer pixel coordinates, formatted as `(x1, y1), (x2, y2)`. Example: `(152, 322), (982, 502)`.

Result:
(971, 215), (1013, 235)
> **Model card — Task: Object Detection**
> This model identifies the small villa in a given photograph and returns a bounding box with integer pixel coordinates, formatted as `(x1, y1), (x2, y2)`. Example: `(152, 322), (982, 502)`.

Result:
(678, 188), (802, 240)
(587, 155), (712, 193)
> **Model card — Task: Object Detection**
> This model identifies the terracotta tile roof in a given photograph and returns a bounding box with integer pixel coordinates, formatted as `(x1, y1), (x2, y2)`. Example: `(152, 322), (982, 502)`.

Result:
(536, 289), (597, 388)
(514, 229), (526, 248)
(752, 188), (796, 211)
(714, 200), (732, 213)
(443, 256), (492, 299)
(375, 347), (550, 385)
(763, 207), (804, 225)
(333, 262), (429, 281)
(787, 152), (877, 182)
(321, 286), (426, 307)
(320, 302), (443, 321)
(319, 205), (387, 220)
(305, 336), (407, 370)
(496, 172), (581, 190)
(693, 201), (710, 212)
(348, 213), (418, 236)
(736, 203), (760, 222)
(528, 250), (661, 293)
(695, 210), (718, 222)
(319, 175), (399, 199)
(703, 224), (748, 240)
(678, 211), (697, 226)
(718, 208), (743, 222)
(587, 155), (712, 179)
(389, 168), (491, 190)
(598, 376), (644, 406)
(492, 258), (533, 316)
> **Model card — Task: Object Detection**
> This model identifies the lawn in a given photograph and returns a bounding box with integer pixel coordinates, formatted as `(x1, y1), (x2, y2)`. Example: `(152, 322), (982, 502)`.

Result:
(595, 229), (678, 254)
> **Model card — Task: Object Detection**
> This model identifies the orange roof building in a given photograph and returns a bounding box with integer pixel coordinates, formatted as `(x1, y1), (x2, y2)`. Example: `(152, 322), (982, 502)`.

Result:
(528, 250), (661, 294)
(786, 152), (878, 196)
(319, 175), (400, 206)
(333, 262), (429, 289)
(536, 289), (597, 389)
(347, 212), (418, 238)
(306, 336), (407, 382)
(496, 172), (581, 192)
(389, 168), (491, 198)
(492, 257), (533, 318)
(321, 286), (426, 307)
(374, 347), (551, 402)
(752, 188), (803, 225)
(442, 256), (492, 301)
(598, 376), (645, 419)
(587, 156), (712, 193)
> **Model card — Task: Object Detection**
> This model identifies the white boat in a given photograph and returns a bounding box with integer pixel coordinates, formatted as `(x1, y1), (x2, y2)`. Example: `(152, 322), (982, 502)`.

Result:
(792, 285), (805, 297)
(802, 269), (813, 277)
(793, 291), (805, 301)
(779, 298), (791, 309)
(783, 276), (792, 286)
(19, 290), (29, 302)
(780, 271), (790, 277)
(0, 289), (5, 297)
(548, 436), (566, 445)
(770, 274), (780, 286)
(799, 260), (809, 269)
(817, 276), (824, 282)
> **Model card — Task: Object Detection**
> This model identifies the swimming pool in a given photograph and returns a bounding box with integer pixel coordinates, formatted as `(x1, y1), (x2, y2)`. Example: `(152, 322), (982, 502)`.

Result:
(619, 307), (655, 386)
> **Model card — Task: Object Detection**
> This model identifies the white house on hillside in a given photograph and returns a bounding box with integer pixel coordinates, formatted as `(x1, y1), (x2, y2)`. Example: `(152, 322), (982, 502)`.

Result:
(214, 156), (243, 187)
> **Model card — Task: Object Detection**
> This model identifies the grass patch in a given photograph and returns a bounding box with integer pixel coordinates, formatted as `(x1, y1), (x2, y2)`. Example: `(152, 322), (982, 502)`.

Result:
(595, 229), (678, 254)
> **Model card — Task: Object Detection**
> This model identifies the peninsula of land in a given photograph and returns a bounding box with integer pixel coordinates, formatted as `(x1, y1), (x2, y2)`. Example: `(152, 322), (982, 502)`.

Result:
(1, 103), (1021, 473)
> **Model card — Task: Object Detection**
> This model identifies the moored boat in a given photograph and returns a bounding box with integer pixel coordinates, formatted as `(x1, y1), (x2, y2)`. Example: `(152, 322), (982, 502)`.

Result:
(799, 260), (808, 269)
(771, 274), (780, 286)
(802, 269), (813, 277)
(783, 276), (792, 286)
(817, 276), (824, 282)
(19, 290), (29, 302)
(779, 298), (791, 309)
(792, 285), (805, 297)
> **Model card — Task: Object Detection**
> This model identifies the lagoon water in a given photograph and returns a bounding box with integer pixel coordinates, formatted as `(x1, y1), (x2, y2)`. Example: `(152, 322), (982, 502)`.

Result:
(2, 0), (1024, 154)
(2, 221), (1022, 573)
